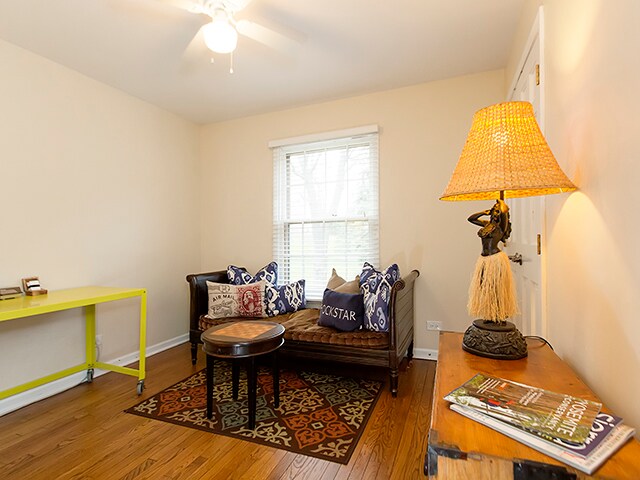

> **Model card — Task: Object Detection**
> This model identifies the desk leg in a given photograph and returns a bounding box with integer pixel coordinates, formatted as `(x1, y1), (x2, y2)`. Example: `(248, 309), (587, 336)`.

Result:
(85, 305), (96, 382)
(137, 291), (147, 395)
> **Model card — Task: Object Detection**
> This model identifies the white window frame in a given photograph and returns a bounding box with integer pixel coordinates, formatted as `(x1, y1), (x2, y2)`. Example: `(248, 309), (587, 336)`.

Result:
(270, 126), (380, 300)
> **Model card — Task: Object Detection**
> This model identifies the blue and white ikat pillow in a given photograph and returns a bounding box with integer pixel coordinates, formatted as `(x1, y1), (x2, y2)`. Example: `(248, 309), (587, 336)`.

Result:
(266, 279), (306, 317)
(359, 262), (400, 332)
(227, 262), (305, 317)
(227, 262), (278, 286)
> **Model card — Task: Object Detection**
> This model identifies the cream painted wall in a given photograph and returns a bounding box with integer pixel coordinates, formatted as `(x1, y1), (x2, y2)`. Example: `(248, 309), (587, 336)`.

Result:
(0, 40), (201, 389)
(507, 1), (640, 431)
(199, 70), (505, 353)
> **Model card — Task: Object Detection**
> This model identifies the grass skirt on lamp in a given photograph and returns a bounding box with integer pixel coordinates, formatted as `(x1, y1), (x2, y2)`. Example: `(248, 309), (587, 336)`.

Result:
(468, 251), (519, 322)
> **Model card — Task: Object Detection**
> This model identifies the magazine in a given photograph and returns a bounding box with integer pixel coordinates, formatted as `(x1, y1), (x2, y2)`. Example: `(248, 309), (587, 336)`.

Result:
(450, 404), (635, 475)
(444, 373), (602, 444)
(552, 412), (623, 458)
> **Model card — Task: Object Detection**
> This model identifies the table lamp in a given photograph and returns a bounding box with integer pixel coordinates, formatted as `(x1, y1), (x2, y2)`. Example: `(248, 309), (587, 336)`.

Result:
(441, 101), (576, 360)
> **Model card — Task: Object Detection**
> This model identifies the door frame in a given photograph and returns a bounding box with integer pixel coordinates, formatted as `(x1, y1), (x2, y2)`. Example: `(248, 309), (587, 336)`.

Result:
(507, 6), (548, 338)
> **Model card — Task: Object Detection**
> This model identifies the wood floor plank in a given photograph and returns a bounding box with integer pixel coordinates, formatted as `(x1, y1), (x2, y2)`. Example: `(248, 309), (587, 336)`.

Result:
(234, 445), (292, 479)
(0, 343), (435, 480)
(194, 440), (252, 479)
(127, 429), (217, 480)
(374, 360), (427, 479)
(244, 450), (298, 480)
(389, 360), (436, 480)
(360, 360), (423, 479)
(277, 455), (332, 480)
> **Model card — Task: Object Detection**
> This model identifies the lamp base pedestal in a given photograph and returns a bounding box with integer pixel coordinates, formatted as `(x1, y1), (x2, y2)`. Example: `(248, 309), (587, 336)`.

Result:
(462, 319), (528, 360)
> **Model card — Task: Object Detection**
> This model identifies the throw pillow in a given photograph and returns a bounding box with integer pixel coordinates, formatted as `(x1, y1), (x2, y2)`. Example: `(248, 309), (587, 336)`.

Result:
(265, 279), (306, 317)
(206, 280), (266, 319)
(318, 288), (364, 332)
(326, 268), (361, 294)
(359, 262), (400, 332)
(227, 262), (278, 286)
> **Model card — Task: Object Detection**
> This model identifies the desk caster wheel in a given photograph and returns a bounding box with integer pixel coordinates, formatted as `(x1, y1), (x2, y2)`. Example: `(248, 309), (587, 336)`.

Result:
(136, 380), (145, 395)
(86, 369), (94, 383)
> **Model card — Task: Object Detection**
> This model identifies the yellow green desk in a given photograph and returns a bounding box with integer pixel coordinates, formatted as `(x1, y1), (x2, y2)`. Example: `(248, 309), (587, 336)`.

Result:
(0, 286), (147, 398)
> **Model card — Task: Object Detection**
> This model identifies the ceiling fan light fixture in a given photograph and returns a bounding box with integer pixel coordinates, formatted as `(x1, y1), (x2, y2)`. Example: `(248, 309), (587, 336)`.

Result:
(202, 14), (238, 54)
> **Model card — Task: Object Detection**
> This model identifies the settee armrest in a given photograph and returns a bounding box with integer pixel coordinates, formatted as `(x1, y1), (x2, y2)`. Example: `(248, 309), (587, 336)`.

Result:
(186, 270), (230, 336)
(389, 269), (420, 353)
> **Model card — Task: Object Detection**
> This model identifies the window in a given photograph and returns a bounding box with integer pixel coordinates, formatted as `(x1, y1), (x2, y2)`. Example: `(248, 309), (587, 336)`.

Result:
(271, 126), (379, 300)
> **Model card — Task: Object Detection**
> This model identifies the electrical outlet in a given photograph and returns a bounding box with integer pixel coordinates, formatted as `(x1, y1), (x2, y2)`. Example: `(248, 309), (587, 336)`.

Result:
(427, 321), (442, 331)
(95, 334), (103, 346)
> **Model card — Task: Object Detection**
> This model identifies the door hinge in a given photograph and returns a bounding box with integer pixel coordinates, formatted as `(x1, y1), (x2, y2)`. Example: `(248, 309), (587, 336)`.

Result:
(537, 234), (541, 255)
(535, 64), (540, 86)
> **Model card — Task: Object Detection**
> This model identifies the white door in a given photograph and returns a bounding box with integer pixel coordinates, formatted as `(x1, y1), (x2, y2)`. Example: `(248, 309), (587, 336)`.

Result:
(506, 9), (545, 337)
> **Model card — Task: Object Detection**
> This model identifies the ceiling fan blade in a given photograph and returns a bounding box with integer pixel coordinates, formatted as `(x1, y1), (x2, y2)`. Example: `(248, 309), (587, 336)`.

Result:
(225, 0), (254, 13)
(235, 19), (299, 53)
(156, 0), (253, 15)
(181, 24), (212, 68)
(156, 0), (202, 13)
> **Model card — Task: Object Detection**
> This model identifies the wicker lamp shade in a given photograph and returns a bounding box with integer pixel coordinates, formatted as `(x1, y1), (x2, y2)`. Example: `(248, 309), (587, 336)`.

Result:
(441, 101), (576, 201)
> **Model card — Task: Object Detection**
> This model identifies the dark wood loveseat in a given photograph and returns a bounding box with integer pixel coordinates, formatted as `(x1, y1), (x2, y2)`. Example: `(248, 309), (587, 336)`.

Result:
(186, 269), (420, 396)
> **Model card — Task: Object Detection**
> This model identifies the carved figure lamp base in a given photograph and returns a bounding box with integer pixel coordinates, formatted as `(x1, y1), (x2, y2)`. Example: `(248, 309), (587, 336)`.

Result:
(462, 319), (528, 360)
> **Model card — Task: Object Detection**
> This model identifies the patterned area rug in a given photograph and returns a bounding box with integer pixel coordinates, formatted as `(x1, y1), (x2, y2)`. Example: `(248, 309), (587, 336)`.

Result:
(125, 363), (383, 464)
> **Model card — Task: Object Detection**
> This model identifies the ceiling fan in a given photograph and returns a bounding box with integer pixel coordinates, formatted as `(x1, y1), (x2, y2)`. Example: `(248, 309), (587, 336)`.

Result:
(160, 0), (289, 56)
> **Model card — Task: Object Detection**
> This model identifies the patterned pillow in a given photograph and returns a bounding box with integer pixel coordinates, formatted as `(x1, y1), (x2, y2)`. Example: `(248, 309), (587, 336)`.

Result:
(227, 262), (278, 286)
(206, 280), (266, 319)
(326, 268), (361, 294)
(318, 288), (364, 332)
(265, 279), (306, 317)
(359, 262), (400, 332)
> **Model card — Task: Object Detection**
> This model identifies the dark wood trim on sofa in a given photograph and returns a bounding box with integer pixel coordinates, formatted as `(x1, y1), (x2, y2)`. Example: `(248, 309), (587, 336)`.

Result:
(186, 269), (420, 396)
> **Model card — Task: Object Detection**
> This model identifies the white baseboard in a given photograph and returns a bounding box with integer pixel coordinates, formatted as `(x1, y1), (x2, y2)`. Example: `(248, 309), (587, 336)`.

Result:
(413, 347), (438, 361)
(0, 333), (188, 417)
(94, 333), (189, 372)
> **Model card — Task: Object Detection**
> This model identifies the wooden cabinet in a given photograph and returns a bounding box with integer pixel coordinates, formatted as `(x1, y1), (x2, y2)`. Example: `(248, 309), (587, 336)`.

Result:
(426, 332), (640, 479)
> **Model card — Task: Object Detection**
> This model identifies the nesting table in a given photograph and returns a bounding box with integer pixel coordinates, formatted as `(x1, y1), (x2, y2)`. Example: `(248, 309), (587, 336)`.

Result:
(201, 321), (285, 429)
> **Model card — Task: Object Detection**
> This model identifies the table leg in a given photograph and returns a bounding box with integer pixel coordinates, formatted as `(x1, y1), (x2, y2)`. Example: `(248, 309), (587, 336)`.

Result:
(273, 351), (279, 408)
(247, 357), (256, 429)
(232, 360), (240, 400)
(206, 354), (214, 419)
(138, 290), (147, 384)
(85, 305), (96, 371)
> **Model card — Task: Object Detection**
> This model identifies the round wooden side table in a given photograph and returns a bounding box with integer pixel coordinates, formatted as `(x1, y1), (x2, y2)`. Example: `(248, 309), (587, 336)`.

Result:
(201, 321), (285, 429)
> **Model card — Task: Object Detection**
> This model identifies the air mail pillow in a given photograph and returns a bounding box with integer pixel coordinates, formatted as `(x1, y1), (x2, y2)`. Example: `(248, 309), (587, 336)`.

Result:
(318, 288), (364, 332)
(359, 262), (400, 332)
(206, 280), (266, 319)
(326, 268), (361, 294)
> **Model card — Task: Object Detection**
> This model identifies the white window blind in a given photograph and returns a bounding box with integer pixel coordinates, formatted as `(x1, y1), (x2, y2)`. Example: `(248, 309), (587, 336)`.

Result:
(272, 129), (380, 300)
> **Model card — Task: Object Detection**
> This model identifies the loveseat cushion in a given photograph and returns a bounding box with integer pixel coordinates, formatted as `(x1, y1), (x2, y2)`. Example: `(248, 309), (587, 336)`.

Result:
(199, 308), (388, 349)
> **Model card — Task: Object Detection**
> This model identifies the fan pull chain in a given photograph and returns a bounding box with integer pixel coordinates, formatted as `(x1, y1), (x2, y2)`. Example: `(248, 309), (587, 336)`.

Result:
(229, 52), (234, 74)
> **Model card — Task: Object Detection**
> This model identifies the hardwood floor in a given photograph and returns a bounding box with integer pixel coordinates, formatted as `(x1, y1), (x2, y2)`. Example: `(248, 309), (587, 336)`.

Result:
(0, 343), (436, 480)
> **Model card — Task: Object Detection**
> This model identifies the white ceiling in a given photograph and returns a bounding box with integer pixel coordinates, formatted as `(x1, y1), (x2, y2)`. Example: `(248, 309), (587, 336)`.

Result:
(0, 0), (525, 124)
